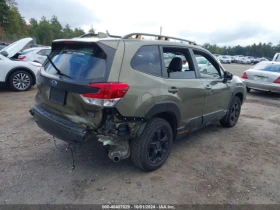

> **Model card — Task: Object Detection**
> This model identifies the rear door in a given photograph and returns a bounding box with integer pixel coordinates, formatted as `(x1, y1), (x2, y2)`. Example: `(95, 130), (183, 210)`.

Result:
(161, 46), (205, 130)
(37, 41), (118, 128)
(191, 49), (231, 124)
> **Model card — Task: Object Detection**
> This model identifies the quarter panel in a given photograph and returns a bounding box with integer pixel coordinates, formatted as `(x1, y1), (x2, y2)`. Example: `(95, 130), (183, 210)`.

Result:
(116, 41), (165, 117)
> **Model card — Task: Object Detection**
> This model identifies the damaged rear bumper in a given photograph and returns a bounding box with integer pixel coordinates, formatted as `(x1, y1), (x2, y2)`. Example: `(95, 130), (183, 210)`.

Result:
(32, 105), (90, 143)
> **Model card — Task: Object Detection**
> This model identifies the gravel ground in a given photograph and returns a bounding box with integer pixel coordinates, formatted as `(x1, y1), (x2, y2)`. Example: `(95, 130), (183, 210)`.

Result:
(1, 64), (280, 204)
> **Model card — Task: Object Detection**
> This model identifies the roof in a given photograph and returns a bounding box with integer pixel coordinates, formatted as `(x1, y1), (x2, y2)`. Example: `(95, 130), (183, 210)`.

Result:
(52, 32), (206, 51)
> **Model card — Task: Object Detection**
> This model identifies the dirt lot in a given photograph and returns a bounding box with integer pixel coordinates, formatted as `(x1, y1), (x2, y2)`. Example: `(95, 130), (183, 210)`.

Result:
(1, 64), (280, 204)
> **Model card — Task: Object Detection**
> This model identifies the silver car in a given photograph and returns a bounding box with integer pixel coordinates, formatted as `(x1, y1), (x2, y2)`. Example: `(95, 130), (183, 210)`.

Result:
(242, 61), (280, 93)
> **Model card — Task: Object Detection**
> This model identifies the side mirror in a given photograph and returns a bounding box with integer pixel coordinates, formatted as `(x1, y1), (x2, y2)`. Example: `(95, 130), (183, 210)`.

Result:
(0, 51), (8, 57)
(223, 71), (233, 82)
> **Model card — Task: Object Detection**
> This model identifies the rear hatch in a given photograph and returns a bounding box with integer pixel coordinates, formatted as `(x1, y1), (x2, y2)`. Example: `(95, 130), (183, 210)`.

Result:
(0, 37), (34, 58)
(36, 40), (119, 129)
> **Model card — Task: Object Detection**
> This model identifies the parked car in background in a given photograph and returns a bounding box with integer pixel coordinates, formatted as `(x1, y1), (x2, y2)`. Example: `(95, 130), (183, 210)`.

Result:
(229, 56), (235, 63)
(246, 56), (254, 63)
(272, 53), (280, 62)
(241, 57), (251, 64)
(0, 45), (6, 51)
(252, 57), (261, 64)
(0, 38), (41, 91)
(235, 56), (244, 64)
(234, 55), (244, 63)
(242, 61), (280, 93)
(18, 47), (51, 64)
(219, 55), (231, 64)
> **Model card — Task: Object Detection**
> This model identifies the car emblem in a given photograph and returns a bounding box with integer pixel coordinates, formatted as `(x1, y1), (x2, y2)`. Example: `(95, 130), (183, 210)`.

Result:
(50, 80), (57, 87)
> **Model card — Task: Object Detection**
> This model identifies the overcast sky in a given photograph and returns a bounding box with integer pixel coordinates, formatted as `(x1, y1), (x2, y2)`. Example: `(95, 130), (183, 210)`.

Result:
(17, 0), (279, 46)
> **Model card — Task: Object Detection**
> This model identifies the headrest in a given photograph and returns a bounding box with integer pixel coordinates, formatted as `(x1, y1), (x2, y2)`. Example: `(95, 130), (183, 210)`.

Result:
(168, 57), (182, 72)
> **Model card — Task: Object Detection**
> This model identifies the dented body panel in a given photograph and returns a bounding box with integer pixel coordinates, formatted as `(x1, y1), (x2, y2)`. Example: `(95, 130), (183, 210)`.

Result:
(32, 34), (247, 164)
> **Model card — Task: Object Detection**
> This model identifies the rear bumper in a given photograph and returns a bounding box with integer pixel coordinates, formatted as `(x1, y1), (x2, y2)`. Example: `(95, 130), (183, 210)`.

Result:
(33, 105), (90, 143)
(246, 80), (280, 93)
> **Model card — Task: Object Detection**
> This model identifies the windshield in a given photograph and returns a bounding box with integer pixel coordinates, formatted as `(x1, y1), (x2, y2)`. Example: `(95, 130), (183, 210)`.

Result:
(253, 62), (280, 73)
(45, 43), (107, 80)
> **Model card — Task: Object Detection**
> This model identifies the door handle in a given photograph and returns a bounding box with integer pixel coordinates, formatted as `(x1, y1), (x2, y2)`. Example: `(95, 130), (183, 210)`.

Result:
(168, 87), (179, 93)
(205, 85), (212, 90)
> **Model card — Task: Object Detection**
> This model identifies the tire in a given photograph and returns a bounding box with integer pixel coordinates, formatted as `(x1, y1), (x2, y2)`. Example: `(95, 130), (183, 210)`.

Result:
(131, 118), (173, 171)
(220, 96), (241, 128)
(9, 70), (33, 91)
(246, 87), (251, 93)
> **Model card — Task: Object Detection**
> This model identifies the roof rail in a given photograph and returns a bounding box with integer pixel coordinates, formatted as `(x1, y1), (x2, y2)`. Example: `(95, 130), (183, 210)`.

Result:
(79, 32), (122, 39)
(122, 33), (197, 45)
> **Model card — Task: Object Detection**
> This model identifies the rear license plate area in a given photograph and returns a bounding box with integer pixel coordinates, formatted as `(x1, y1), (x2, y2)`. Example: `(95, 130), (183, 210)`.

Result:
(253, 76), (266, 82)
(49, 88), (67, 105)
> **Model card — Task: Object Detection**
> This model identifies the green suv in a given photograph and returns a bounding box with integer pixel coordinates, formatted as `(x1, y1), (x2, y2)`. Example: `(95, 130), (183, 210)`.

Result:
(31, 32), (246, 171)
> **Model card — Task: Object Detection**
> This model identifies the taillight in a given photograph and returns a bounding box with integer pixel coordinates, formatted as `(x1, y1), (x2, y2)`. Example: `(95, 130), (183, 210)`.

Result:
(242, 72), (248, 79)
(273, 77), (280, 84)
(18, 55), (26, 60)
(81, 82), (129, 107)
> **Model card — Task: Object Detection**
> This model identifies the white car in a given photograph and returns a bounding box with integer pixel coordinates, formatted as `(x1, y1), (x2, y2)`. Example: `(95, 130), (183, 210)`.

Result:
(196, 56), (219, 74)
(240, 57), (251, 64)
(18, 46), (51, 64)
(0, 38), (42, 91)
(219, 55), (231, 64)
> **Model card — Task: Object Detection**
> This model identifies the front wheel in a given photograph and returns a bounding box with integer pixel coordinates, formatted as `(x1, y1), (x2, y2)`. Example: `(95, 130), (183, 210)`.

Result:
(220, 96), (241, 128)
(9, 71), (33, 91)
(131, 118), (173, 171)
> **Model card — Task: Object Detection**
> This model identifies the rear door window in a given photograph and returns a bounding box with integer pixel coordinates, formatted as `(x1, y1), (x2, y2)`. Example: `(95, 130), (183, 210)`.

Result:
(45, 43), (108, 81)
(131, 45), (162, 77)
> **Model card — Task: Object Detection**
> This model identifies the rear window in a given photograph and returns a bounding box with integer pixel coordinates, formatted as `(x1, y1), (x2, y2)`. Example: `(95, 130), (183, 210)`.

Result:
(253, 62), (280, 73)
(45, 43), (107, 80)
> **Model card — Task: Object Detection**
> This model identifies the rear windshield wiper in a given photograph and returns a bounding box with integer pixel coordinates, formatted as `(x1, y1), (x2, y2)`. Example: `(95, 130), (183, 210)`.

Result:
(46, 55), (72, 79)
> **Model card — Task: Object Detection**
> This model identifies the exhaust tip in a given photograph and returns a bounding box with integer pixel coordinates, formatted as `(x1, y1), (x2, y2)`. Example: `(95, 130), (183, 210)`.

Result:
(113, 156), (120, 163)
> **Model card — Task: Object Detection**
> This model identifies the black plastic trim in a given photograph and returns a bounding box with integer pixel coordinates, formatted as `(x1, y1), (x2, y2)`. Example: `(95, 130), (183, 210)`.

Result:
(38, 74), (100, 94)
(108, 107), (146, 122)
(145, 101), (180, 124)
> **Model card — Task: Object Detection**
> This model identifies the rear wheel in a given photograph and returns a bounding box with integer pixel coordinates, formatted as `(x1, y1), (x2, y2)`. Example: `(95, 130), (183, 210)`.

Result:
(220, 96), (241, 128)
(9, 70), (33, 91)
(131, 118), (173, 171)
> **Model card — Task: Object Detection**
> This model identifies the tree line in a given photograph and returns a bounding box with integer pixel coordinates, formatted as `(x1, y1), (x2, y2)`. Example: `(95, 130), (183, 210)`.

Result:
(203, 42), (280, 59)
(0, 0), (279, 58)
(0, 0), (94, 45)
